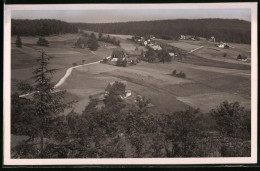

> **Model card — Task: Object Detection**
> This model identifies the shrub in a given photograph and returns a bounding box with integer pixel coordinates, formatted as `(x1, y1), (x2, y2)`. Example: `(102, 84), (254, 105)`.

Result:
(171, 70), (186, 79)
(223, 53), (227, 57)
(102, 58), (108, 63)
(177, 72), (186, 78)
(131, 60), (137, 65)
(15, 35), (22, 48)
(172, 70), (177, 76)
(116, 59), (127, 67)
(37, 37), (49, 46)
(224, 44), (229, 49)
(72, 63), (77, 66)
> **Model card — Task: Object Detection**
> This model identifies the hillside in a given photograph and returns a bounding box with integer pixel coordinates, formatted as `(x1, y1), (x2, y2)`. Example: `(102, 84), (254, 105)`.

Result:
(12, 19), (78, 36)
(75, 19), (251, 44)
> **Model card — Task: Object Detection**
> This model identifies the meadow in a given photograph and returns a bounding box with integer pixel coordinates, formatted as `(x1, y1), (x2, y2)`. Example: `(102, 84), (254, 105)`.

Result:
(156, 38), (251, 65)
(11, 32), (252, 159)
(11, 33), (251, 118)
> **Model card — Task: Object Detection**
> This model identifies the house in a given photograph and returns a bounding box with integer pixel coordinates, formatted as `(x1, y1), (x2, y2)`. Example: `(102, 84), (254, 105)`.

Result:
(111, 48), (127, 58)
(150, 44), (162, 51)
(127, 50), (143, 64)
(210, 36), (216, 42)
(237, 54), (248, 62)
(128, 49), (143, 57)
(180, 35), (186, 40)
(169, 52), (175, 57)
(107, 48), (128, 65)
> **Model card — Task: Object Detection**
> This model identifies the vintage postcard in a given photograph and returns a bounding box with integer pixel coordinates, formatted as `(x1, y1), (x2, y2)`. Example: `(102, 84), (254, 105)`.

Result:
(3, 2), (257, 165)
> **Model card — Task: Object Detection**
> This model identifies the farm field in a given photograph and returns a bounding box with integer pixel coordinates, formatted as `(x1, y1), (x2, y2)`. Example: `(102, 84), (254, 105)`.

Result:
(10, 16), (253, 159)
(83, 30), (147, 52)
(156, 38), (251, 65)
(11, 34), (112, 92)
(58, 60), (251, 114)
(12, 33), (251, 116)
(12, 33), (251, 115)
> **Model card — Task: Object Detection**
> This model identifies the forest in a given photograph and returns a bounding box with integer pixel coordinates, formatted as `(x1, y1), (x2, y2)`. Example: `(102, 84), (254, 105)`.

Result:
(75, 19), (251, 44)
(11, 19), (78, 36)
(11, 19), (251, 44)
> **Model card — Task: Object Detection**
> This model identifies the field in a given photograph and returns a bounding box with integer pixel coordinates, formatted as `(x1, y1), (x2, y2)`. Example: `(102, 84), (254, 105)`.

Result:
(12, 33), (251, 115)
(57, 60), (250, 114)
(11, 32), (252, 158)
(11, 33), (111, 92)
(156, 38), (251, 65)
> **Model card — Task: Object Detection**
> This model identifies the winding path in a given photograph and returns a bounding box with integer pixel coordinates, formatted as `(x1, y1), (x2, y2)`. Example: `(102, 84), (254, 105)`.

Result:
(187, 46), (204, 54)
(54, 60), (101, 88)
(19, 59), (103, 98)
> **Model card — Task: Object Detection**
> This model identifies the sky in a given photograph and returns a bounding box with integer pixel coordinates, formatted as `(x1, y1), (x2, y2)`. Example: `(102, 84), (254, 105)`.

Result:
(11, 8), (251, 23)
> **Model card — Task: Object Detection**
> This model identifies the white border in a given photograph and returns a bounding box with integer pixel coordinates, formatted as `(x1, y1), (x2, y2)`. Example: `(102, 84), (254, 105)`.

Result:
(3, 2), (258, 165)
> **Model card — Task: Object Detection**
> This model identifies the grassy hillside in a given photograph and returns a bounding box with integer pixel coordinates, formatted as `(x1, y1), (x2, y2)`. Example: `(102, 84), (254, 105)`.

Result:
(75, 18), (251, 44)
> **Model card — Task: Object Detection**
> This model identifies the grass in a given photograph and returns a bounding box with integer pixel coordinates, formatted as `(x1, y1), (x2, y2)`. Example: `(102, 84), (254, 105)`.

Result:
(58, 60), (250, 114)
(11, 34), (109, 93)
(11, 33), (251, 115)
(168, 41), (201, 51)
(155, 38), (251, 66)
(11, 33), (252, 151)
(183, 54), (251, 70)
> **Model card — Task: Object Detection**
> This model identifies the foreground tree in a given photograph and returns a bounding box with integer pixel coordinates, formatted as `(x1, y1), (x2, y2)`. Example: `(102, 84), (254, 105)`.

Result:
(210, 101), (250, 139)
(163, 108), (202, 157)
(13, 50), (74, 158)
(15, 35), (22, 48)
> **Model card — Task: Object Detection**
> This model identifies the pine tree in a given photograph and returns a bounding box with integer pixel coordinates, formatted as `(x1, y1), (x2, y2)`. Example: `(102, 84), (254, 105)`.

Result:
(88, 37), (99, 51)
(98, 32), (102, 39)
(15, 50), (74, 158)
(34, 50), (74, 157)
(15, 35), (22, 48)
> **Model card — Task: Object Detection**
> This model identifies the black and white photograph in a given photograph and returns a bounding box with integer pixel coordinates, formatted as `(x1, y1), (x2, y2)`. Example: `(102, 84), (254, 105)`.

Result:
(3, 2), (257, 165)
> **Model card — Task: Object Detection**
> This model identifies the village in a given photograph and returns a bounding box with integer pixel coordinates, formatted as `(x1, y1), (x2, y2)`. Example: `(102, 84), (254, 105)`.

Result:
(56, 30), (251, 114)
(9, 14), (252, 160)
(98, 34), (249, 68)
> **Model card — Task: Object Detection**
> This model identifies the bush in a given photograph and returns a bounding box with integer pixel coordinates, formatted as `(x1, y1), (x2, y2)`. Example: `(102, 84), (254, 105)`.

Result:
(237, 54), (242, 60)
(37, 37), (49, 46)
(102, 58), (108, 64)
(172, 70), (186, 79)
(144, 49), (157, 62)
(172, 70), (177, 76)
(116, 59), (127, 67)
(224, 44), (229, 49)
(176, 71), (186, 78)
(72, 63), (77, 66)
(15, 35), (22, 48)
